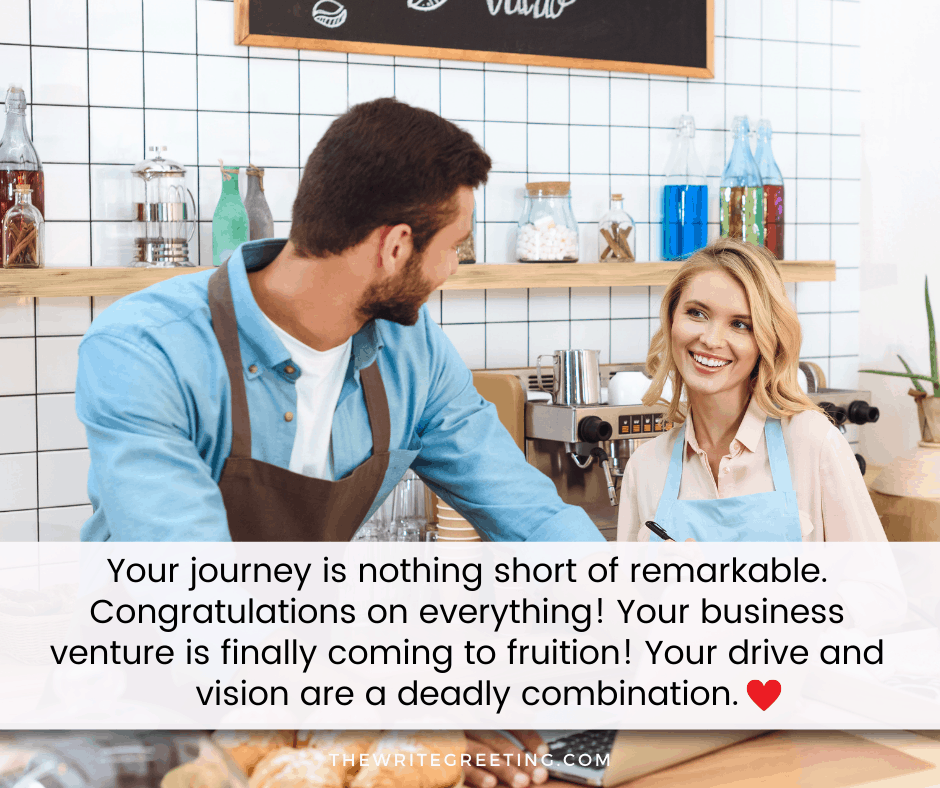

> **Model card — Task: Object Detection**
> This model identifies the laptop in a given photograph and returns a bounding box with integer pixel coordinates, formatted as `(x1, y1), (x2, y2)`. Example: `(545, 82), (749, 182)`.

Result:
(542, 730), (767, 786)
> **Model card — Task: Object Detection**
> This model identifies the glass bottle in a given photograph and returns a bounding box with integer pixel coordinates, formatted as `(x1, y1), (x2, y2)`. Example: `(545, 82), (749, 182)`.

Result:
(0, 84), (44, 222)
(599, 193), (635, 261)
(662, 114), (708, 261)
(2, 184), (44, 268)
(754, 118), (784, 259)
(720, 116), (764, 245)
(212, 165), (249, 267)
(457, 206), (476, 264)
(244, 165), (274, 241)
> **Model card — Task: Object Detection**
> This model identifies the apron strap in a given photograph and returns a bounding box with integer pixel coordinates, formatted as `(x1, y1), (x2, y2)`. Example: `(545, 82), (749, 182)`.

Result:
(360, 362), (391, 455)
(208, 262), (252, 460)
(764, 418), (794, 493)
(654, 422), (687, 523)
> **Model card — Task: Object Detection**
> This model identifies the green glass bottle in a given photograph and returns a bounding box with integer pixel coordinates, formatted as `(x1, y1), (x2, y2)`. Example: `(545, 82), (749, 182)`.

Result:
(212, 166), (248, 267)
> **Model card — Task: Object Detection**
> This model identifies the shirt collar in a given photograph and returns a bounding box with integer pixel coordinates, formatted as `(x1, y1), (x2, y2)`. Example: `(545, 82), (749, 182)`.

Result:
(227, 238), (385, 373)
(735, 398), (767, 453)
(685, 398), (767, 457)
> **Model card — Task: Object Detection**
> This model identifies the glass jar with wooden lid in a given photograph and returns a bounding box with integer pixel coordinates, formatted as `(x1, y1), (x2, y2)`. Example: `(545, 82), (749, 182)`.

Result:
(598, 193), (635, 261)
(515, 181), (579, 262)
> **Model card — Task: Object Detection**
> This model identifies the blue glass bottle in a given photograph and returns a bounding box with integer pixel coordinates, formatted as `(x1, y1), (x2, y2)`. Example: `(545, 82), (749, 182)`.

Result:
(662, 115), (708, 261)
(720, 116), (764, 245)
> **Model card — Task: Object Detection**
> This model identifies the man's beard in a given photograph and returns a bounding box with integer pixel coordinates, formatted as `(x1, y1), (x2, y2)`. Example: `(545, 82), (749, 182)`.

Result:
(356, 249), (435, 326)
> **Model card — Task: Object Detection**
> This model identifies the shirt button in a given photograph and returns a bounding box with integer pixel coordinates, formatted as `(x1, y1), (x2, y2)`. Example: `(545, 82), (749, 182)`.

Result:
(285, 365), (296, 374)
(723, 468), (730, 474)
(248, 364), (258, 374)
(284, 412), (294, 422)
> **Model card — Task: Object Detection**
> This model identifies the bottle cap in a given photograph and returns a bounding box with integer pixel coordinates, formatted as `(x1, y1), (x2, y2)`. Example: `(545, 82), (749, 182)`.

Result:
(14, 184), (31, 193)
(611, 193), (623, 200)
(732, 115), (751, 135)
(4, 85), (26, 111)
(525, 181), (570, 196)
(677, 114), (696, 137)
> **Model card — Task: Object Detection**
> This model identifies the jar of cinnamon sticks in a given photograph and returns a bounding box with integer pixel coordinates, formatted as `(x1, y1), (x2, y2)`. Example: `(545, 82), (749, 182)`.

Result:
(598, 193), (635, 262)
(2, 183), (44, 268)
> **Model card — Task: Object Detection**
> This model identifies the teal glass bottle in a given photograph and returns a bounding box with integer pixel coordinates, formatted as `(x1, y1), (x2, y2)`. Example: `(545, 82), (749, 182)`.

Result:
(212, 166), (249, 267)
(719, 116), (764, 245)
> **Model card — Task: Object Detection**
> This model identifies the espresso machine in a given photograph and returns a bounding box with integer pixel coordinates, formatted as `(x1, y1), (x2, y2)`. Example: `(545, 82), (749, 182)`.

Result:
(497, 351), (669, 540)
(799, 361), (880, 475)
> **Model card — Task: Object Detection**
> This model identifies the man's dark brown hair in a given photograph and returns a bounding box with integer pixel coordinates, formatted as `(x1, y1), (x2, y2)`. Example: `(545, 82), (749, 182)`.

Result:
(290, 98), (491, 257)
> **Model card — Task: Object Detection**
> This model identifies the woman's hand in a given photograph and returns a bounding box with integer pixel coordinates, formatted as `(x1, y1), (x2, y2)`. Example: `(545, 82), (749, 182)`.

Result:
(464, 731), (549, 788)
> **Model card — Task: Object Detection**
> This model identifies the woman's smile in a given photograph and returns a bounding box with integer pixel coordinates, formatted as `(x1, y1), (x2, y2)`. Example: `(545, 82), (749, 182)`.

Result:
(689, 350), (732, 371)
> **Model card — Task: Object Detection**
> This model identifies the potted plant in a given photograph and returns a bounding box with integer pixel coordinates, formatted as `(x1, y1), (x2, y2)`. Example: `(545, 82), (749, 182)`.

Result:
(862, 276), (940, 444)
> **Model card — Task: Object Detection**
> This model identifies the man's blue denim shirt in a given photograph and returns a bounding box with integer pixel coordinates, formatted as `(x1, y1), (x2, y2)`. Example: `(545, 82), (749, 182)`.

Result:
(76, 239), (604, 542)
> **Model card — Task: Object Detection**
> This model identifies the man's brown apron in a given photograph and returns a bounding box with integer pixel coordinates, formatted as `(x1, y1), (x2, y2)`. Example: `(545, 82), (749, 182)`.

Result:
(208, 262), (391, 541)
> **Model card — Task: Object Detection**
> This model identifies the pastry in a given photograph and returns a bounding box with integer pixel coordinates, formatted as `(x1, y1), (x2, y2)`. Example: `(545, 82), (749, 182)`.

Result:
(294, 732), (379, 779)
(212, 732), (295, 777)
(249, 748), (344, 788)
(350, 732), (464, 788)
(161, 761), (230, 788)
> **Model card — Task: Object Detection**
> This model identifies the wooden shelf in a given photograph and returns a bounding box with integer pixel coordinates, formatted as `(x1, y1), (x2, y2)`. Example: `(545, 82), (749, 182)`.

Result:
(0, 260), (836, 298)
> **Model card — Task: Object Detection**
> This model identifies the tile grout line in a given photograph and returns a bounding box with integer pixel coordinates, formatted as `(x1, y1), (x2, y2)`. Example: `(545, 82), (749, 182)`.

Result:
(828, 0), (835, 371)
(30, 0), (39, 538)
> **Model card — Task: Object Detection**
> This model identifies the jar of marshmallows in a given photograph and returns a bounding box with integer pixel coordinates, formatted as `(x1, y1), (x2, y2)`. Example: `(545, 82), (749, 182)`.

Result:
(515, 181), (579, 262)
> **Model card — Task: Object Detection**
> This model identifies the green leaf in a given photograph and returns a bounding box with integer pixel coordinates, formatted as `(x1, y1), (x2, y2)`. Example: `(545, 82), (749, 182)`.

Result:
(860, 369), (938, 382)
(898, 354), (927, 393)
(928, 277), (938, 395)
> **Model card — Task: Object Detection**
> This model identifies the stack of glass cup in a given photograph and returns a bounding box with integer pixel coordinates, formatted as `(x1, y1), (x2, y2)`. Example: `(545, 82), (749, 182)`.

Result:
(353, 470), (430, 542)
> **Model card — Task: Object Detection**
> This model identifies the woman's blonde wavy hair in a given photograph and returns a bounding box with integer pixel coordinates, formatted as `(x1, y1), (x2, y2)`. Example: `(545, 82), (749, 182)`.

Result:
(643, 237), (821, 423)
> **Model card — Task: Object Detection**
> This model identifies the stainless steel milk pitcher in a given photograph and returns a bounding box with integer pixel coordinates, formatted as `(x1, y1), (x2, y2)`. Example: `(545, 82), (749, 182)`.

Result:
(536, 349), (602, 405)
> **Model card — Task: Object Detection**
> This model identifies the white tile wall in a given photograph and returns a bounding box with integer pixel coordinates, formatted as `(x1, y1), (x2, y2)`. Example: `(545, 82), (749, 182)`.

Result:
(0, 0), (861, 540)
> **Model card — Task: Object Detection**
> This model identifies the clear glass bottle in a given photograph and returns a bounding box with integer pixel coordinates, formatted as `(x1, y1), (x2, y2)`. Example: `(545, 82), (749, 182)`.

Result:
(662, 115), (708, 261)
(516, 181), (579, 262)
(0, 84), (44, 222)
(599, 193), (635, 261)
(2, 184), (44, 268)
(754, 118), (784, 259)
(244, 165), (274, 241)
(212, 165), (249, 267)
(720, 116), (764, 245)
(457, 206), (476, 264)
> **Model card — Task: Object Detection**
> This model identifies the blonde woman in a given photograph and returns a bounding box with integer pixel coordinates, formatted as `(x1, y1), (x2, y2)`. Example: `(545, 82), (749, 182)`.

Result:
(617, 237), (885, 542)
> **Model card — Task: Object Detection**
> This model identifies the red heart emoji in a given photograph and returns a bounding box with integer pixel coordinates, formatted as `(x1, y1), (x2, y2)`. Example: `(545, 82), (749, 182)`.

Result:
(747, 679), (781, 710)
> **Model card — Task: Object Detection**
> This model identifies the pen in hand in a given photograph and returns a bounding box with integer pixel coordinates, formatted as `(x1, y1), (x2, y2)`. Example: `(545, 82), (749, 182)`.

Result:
(645, 520), (675, 541)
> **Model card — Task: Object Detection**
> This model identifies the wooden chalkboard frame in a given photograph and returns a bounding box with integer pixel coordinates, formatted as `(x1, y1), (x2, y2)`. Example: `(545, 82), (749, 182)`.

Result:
(234, 0), (714, 79)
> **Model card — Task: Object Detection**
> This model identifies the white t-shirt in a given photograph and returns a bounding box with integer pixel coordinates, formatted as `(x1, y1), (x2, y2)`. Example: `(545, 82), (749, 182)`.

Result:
(261, 312), (352, 481)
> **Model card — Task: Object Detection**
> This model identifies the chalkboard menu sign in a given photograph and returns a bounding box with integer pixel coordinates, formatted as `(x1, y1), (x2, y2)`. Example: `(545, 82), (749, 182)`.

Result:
(235, 0), (714, 78)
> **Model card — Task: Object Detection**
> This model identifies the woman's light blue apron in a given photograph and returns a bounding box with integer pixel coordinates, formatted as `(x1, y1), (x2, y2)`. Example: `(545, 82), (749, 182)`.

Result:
(649, 418), (802, 542)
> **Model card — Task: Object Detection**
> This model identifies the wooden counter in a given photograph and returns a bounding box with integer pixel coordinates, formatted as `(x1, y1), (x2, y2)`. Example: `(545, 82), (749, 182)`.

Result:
(865, 462), (940, 542)
(607, 731), (940, 788)
(0, 260), (836, 298)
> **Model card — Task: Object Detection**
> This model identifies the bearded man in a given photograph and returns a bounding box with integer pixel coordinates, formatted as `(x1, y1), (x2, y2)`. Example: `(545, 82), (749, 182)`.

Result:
(76, 98), (603, 542)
